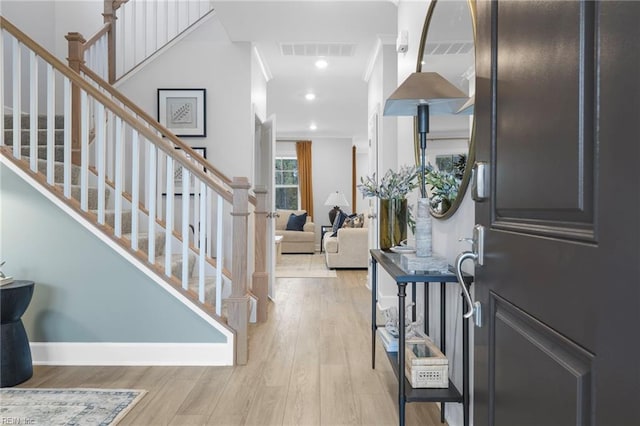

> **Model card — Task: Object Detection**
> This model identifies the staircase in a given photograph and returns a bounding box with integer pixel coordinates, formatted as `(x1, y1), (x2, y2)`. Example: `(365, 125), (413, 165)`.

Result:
(3, 113), (202, 289)
(0, 14), (267, 366)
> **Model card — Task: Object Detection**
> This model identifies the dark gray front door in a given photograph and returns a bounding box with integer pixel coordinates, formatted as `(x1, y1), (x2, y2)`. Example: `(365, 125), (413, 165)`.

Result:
(473, 1), (640, 425)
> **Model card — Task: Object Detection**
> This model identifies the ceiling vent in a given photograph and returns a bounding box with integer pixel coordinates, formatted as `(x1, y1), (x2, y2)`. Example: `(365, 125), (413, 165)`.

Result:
(280, 43), (356, 57)
(424, 41), (474, 55)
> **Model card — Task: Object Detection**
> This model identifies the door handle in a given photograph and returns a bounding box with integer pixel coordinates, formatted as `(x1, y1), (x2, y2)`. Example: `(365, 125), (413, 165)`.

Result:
(455, 224), (485, 323)
(455, 251), (477, 319)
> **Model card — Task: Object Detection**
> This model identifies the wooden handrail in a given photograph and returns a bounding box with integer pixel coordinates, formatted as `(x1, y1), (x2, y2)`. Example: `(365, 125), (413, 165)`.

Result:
(83, 22), (111, 52)
(0, 16), (234, 204)
(113, 0), (129, 10)
(79, 64), (234, 187)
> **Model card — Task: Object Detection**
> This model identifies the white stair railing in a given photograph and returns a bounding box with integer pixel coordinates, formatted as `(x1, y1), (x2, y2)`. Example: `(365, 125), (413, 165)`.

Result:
(1, 16), (253, 364)
(74, 0), (214, 83)
(116, 0), (214, 80)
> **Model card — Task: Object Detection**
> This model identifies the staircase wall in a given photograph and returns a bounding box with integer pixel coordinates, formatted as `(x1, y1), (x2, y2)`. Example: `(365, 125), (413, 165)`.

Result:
(116, 15), (256, 181)
(1, 0), (103, 113)
(0, 164), (232, 365)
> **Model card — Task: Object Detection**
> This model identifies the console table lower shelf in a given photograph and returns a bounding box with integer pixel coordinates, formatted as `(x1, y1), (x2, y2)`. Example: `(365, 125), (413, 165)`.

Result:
(385, 352), (463, 403)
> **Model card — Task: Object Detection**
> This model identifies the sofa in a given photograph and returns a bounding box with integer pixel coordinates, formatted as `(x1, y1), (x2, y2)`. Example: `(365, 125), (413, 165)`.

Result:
(275, 209), (316, 254)
(323, 214), (369, 269)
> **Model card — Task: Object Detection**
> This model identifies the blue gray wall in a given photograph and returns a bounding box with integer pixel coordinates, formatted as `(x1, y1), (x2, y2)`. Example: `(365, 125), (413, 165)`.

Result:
(0, 165), (226, 344)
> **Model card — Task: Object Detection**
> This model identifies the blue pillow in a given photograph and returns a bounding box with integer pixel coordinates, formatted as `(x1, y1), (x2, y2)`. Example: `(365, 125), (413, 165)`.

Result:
(331, 210), (348, 237)
(286, 212), (307, 231)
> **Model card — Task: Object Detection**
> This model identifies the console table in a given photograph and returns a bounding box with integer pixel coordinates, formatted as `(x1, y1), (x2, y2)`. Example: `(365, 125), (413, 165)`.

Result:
(370, 250), (473, 426)
(1, 280), (35, 387)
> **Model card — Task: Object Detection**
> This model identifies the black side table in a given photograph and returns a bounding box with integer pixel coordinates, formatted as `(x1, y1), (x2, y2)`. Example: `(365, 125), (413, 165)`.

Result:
(320, 225), (333, 253)
(1, 280), (35, 387)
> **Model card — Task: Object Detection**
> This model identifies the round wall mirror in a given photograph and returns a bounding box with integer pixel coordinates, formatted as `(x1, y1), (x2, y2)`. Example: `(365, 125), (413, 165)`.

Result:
(415, 0), (476, 219)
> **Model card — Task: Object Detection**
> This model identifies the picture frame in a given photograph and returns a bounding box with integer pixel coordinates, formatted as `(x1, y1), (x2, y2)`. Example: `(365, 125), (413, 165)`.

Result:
(167, 146), (207, 196)
(157, 88), (206, 137)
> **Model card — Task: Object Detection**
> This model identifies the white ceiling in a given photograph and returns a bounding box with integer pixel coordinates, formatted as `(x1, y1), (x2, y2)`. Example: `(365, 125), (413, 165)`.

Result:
(211, 1), (398, 141)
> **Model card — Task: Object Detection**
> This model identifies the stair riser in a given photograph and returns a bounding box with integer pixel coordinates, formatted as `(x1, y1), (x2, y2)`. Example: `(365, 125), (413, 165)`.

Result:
(56, 185), (110, 211)
(188, 279), (217, 306)
(136, 233), (167, 257)
(19, 146), (65, 162)
(4, 115), (65, 129)
(103, 210), (133, 235)
(171, 257), (196, 279)
(36, 160), (81, 185)
(4, 130), (64, 146)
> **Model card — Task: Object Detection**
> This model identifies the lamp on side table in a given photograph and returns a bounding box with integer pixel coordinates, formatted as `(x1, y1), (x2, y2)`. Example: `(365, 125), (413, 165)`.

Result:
(324, 191), (349, 225)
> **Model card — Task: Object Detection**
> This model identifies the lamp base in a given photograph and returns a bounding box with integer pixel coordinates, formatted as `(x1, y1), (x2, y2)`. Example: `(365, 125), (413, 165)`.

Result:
(328, 206), (340, 225)
(401, 253), (449, 274)
(415, 198), (432, 257)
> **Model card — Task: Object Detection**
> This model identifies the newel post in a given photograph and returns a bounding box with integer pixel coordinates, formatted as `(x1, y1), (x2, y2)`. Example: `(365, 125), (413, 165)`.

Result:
(227, 177), (251, 365)
(65, 32), (85, 165)
(103, 0), (117, 84)
(252, 186), (269, 323)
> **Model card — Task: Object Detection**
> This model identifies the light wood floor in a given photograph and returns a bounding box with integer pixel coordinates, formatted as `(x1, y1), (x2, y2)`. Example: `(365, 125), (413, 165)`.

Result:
(19, 269), (446, 425)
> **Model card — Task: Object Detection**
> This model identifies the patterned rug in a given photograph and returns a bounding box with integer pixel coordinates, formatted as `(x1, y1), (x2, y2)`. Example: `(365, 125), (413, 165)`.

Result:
(0, 388), (146, 425)
(276, 253), (337, 278)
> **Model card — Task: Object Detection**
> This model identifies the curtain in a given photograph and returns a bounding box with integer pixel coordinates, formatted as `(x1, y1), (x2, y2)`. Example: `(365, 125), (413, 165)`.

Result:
(296, 140), (314, 219)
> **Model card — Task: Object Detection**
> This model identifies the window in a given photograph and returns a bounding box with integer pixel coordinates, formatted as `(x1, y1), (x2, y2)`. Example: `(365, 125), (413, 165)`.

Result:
(275, 157), (299, 210)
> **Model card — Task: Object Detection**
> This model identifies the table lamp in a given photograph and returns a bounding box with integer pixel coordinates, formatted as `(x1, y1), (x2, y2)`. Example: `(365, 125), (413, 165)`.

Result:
(324, 191), (349, 224)
(383, 72), (467, 263)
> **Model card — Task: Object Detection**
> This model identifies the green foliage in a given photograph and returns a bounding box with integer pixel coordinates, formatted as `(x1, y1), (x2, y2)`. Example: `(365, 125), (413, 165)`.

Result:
(424, 164), (460, 212)
(357, 165), (420, 200)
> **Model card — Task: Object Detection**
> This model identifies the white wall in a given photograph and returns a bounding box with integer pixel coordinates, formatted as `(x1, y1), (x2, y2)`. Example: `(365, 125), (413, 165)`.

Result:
(116, 17), (254, 180)
(0, 0), (100, 59)
(312, 136), (353, 228)
(251, 46), (267, 123)
(1, 1), (102, 114)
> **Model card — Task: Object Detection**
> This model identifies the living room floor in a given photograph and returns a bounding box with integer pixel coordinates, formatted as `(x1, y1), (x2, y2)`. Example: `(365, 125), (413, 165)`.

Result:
(18, 270), (445, 425)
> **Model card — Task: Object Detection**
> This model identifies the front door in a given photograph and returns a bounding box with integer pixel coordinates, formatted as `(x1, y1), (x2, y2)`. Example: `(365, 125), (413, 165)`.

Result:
(474, 1), (640, 425)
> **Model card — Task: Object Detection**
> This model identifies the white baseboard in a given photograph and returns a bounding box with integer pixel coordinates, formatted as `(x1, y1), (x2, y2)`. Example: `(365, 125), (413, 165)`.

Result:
(30, 342), (233, 366)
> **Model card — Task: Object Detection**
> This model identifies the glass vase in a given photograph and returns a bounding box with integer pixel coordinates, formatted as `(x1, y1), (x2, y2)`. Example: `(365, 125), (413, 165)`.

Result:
(379, 198), (407, 250)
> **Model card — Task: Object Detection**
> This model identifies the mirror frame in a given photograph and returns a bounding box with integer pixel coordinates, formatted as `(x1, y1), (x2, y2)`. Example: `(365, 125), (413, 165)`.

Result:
(414, 0), (477, 219)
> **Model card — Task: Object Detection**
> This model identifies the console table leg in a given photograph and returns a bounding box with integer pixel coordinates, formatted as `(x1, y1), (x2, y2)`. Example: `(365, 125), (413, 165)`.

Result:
(424, 288), (429, 334)
(411, 282), (416, 322)
(398, 282), (407, 426)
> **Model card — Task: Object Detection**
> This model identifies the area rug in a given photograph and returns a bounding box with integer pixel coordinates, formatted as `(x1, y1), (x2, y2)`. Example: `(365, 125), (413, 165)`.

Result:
(276, 253), (337, 278)
(0, 388), (147, 425)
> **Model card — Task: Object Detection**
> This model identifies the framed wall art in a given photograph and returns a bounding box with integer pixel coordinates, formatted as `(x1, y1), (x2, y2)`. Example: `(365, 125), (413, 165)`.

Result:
(164, 146), (207, 196)
(157, 88), (206, 137)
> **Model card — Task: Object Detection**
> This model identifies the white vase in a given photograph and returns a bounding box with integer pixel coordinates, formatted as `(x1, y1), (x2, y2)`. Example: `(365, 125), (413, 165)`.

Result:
(415, 198), (432, 257)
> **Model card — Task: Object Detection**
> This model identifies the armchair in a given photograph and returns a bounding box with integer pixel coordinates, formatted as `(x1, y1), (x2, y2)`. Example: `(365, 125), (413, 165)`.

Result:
(323, 218), (369, 269)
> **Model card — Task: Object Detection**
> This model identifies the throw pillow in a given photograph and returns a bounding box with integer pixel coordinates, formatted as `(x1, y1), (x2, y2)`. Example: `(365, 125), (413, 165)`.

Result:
(331, 210), (348, 237)
(353, 213), (365, 228)
(286, 212), (307, 231)
(342, 213), (358, 228)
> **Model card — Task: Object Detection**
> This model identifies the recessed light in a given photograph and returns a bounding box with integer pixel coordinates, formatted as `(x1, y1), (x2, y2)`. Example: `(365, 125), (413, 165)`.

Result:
(305, 92), (316, 101)
(315, 59), (328, 69)
(309, 123), (317, 131)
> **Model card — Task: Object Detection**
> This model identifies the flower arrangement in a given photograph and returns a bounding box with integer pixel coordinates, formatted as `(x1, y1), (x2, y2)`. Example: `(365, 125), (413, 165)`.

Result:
(357, 165), (420, 200)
